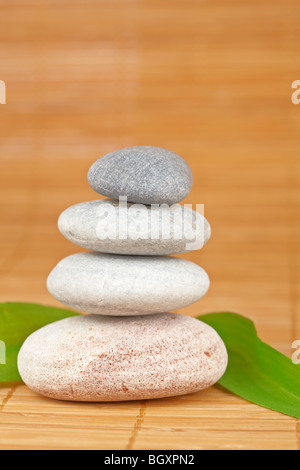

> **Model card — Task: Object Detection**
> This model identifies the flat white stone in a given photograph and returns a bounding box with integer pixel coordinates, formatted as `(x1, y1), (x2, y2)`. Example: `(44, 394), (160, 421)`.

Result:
(18, 313), (228, 402)
(47, 252), (210, 316)
(58, 199), (211, 255)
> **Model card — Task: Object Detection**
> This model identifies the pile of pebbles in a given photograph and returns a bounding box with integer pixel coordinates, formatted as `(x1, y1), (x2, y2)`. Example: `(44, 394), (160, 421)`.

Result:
(18, 146), (228, 402)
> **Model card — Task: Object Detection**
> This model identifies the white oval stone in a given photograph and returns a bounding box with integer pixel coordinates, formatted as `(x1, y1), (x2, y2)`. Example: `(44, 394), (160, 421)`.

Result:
(47, 252), (210, 316)
(18, 313), (228, 402)
(58, 199), (211, 256)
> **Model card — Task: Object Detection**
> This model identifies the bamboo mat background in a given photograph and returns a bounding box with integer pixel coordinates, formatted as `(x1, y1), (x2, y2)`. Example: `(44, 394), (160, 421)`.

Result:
(0, 0), (300, 450)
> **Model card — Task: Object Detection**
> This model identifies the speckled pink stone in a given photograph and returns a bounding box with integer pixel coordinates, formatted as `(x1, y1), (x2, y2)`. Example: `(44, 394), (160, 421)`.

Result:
(18, 313), (228, 402)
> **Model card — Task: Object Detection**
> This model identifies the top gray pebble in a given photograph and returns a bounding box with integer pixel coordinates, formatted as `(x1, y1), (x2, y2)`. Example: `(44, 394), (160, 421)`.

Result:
(87, 146), (193, 205)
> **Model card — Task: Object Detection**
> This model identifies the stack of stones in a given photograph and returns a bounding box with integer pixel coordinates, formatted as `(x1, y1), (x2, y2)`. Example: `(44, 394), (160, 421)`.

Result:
(18, 146), (227, 402)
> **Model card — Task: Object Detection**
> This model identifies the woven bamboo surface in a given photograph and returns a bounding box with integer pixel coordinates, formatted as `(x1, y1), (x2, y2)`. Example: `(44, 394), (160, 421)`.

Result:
(0, 0), (299, 450)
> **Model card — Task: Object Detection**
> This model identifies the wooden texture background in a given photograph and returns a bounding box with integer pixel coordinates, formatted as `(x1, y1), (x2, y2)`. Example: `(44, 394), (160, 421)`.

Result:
(0, 0), (300, 450)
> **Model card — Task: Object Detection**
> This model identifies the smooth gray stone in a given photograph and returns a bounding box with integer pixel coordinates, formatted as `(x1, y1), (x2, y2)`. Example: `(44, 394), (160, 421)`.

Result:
(58, 199), (211, 256)
(87, 146), (193, 205)
(47, 252), (210, 316)
(18, 313), (228, 402)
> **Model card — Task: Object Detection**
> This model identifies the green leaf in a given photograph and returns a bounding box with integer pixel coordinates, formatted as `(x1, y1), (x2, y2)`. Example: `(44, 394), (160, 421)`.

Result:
(1, 303), (300, 419)
(0, 302), (79, 385)
(199, 312), (300, 419)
